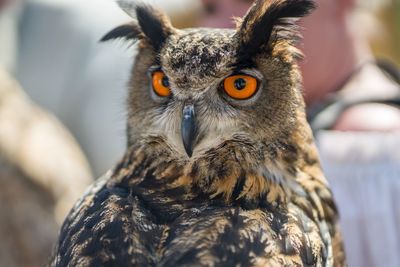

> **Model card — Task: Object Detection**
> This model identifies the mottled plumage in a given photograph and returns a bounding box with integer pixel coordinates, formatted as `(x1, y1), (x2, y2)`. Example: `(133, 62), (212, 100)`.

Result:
(50, 0), (346, 266)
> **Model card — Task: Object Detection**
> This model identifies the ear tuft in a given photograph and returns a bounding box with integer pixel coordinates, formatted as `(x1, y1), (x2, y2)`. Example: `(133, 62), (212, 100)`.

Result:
(116, 1), (173, 51)
(100, 23), (142, 42)
(237, 0), (316, 62)
(135, 5), (173, 51)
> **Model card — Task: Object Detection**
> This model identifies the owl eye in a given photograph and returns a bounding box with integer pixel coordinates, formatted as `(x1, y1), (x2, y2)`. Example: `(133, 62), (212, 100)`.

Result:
(223, 74), (258, 100)
(152, 71), (171, 97)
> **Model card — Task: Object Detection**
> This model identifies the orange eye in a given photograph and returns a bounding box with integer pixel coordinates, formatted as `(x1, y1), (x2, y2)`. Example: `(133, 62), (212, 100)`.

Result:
(152, 71), (171, 97)
(223, 74), (258, 100)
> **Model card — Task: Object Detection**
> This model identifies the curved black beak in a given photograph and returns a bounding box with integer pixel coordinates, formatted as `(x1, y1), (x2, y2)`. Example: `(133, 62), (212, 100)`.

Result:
(181, 103), (197, 157)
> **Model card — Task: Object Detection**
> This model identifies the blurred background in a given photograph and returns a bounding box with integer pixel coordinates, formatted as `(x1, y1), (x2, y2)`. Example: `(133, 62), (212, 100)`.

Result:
(370, 0), (400, 65)
(0, 0), (399, 267)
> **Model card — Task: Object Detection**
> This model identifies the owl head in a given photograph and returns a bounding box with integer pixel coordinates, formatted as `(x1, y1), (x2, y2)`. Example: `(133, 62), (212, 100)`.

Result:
(103, 0), (315, 161)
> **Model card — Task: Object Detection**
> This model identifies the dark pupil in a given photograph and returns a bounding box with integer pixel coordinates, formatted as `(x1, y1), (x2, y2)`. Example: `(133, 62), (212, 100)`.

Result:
(162, 75), (170, 87)
(234, 78), (246, 90)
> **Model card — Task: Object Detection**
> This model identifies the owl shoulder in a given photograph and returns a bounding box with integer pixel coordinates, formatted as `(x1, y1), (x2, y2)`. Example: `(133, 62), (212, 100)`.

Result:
(49, 174), (159, 266)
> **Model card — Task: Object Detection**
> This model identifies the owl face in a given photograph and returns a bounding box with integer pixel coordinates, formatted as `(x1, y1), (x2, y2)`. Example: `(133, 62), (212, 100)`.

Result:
(103, 0), (315, 159)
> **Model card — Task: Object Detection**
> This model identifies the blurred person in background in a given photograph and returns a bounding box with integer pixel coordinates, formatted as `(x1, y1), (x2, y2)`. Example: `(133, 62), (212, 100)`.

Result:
(0, 0), (93, 266)
(200, 0), (400, 266)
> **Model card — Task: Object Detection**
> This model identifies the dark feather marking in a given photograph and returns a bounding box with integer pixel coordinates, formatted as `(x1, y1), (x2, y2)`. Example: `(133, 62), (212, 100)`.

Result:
(321, 242), (328, 261)
(137, 166), (186, 201)
(163, 186), (188, 200)
(231, 171), (251, 207)
(215, 160), (231, 179)
(58, 207), (100, 255)
(137, 167), (158, 187)
(88, 257), (103, 267)
(280, 141), (298, 156)
(303, 152), (319, 166)
(211, 210), (267, 264)
(270, 210), (288, 234)
(81, 235), (103, 257)
(238, 197), (261, 210)
(296, 212), (318, 265)
(168, 248), (200, 266)
(108, 185), (131, 198)
(283, 236), (297, 255)
(129, 155), (153, 179)
(114, 199), (134, 214)
(102, 259), (121, 267)
(299, 233), (317, 266)
(259, 191), (270, 209)
(101, 220), (125, 239)
(100, 24), (141, 42)
(78, 195), (140, 265)
(130, 186), (181, 224)
(56, 184), (133, 266)
(93, 187), (111, 204)
(287, 166), (298, 176)
(75, 228), (93, 245)
(161, 208), (203, 249)
(291, 191), (318, 224)
(85, 212), (101, 230)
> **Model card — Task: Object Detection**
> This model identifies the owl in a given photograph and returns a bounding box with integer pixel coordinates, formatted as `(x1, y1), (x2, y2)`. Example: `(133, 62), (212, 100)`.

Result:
(49, 0), (345, 266)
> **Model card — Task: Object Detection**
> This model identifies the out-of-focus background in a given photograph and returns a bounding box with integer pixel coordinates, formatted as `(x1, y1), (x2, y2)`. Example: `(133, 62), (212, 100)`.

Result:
(0, 0), (399, 267)
(370, 0), (400, 65)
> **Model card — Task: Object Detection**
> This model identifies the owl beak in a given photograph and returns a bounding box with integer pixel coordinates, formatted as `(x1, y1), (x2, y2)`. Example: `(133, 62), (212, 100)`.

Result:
(181, 103), (197, 157)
